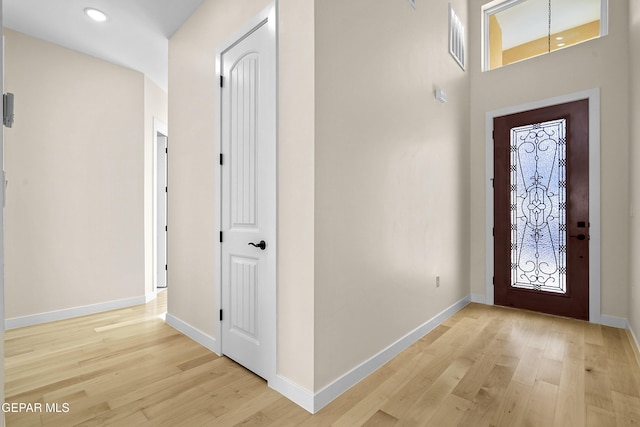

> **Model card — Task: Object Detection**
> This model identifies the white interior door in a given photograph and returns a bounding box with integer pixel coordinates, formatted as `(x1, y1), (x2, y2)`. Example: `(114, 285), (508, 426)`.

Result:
(220, 11), (276, 380)
(156, 132), (168, 289)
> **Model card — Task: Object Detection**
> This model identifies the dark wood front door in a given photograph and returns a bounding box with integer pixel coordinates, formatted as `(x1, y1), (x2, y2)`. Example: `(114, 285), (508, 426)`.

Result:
(494, 99), (589, 320)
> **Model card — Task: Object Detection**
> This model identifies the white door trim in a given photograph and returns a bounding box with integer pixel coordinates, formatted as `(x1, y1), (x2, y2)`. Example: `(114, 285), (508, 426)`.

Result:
(214, 3), (278, 380)
(153, 118), (168, 295)
(484, 88), (602, 323)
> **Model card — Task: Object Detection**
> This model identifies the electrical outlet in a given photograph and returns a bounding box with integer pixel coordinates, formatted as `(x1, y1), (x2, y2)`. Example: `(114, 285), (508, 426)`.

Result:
(436, 276), (440, 288)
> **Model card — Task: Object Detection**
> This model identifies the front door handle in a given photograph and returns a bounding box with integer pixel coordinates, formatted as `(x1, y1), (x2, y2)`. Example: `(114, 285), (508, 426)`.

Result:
(570, 234), (587, 241)
(248, 240), (267, 250)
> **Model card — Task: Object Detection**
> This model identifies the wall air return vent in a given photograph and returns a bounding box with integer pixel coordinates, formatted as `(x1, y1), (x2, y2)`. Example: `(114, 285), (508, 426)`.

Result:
(449, 4), (465, 70)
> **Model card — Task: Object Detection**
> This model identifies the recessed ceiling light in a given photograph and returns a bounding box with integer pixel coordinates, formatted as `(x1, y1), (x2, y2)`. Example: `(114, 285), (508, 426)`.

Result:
(556, 36), (564, 41)
(84, 8), (108, 22)
(557, 43), (566, 47)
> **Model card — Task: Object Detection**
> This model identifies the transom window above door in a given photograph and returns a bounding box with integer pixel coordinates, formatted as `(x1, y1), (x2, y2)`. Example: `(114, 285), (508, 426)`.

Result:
(482, 0), (608, 71)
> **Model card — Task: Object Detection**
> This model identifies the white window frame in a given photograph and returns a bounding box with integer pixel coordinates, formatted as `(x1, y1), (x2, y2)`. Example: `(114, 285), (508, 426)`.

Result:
(481, 0), (609, 72)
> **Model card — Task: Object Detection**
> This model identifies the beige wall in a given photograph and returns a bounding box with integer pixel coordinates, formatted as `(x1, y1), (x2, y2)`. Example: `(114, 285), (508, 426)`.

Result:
(629, 1), (640, 342)
(277, 0), (317, 390)
(144, 76), (168, 297)
(469, 0), (631, 319)
(168, 0), (316, 390)
(313, 0), (470, 389)
(3, 29), (146, 318)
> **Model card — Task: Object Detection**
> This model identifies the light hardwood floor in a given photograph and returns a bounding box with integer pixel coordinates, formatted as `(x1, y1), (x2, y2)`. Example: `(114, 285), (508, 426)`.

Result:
(5, 291), (640, 426)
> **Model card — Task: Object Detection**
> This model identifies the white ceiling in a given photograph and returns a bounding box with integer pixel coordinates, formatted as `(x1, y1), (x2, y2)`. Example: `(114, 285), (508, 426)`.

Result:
(3, 0), (204, 91)
(495, 0), (602, 49)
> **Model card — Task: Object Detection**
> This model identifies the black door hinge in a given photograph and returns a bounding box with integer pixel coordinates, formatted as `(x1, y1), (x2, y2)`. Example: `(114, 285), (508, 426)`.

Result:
(492, 276), (495, 285)
(220, 75), (224, 88)
(492, 130), (495, 140)
(165, 225), (168, 232)
(165, 265), (168, 271)
(165, 186), (168, 193)
(220, 231), (223, 243)
(220, 309), (223, 321)
(220, 153), (224, 165)
(492, 227), (494, 236)
(165, 147), (168, 154)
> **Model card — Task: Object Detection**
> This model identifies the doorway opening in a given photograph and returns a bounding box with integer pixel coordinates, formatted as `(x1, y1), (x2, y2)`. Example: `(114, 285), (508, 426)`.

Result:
(154, 119), (168, 291)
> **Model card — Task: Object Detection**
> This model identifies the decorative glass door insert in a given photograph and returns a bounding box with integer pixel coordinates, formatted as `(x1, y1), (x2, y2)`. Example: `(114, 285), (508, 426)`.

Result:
(510, 119), (567, 294)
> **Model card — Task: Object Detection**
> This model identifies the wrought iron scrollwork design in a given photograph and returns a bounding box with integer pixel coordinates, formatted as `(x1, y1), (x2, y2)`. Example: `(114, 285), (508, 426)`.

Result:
(510, 119), (567, 294)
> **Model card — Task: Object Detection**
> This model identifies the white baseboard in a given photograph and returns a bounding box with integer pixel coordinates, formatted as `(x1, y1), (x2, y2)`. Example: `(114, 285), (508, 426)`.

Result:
(269, 375), (315, 413)
(163, 315), (313, 411)
(165, 313), (221, 355)
(629, 325), (640, 367)
(310, 295), (471, 413)
(631, 325), (640, 350)
(145, 292), (157, 303)
(600, 315), (629, 329)
(4, 296), (147, 330)
(165, 296), (470, 414)
(470, 293), (486, 304)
